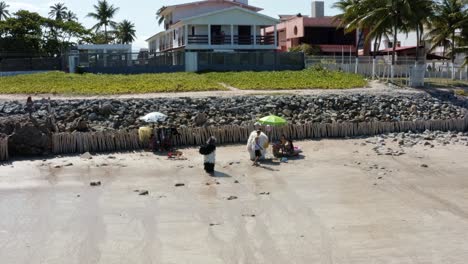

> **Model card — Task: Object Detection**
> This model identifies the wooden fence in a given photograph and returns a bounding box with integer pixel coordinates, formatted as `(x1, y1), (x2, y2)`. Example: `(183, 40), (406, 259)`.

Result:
(0, 137), (8, 161)
(52, 130), (140, 154)
(49, 118), (468, 155)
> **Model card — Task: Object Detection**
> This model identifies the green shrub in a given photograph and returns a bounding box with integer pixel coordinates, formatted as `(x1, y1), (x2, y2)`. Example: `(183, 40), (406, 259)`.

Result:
(205, 69), (367, 90)
(0, 69), (367, 95)
(0, 71), (224, 94)
(289, 44), (321, 56)
(454, 89), (466, 96)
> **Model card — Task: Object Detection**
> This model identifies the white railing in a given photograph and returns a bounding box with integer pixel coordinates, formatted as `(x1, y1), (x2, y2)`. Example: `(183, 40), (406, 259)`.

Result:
(305, 56), (468, 87)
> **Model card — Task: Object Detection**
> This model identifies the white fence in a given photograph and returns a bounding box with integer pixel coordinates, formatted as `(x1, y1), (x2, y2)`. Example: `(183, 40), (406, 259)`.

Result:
(305, 56), (468, 87)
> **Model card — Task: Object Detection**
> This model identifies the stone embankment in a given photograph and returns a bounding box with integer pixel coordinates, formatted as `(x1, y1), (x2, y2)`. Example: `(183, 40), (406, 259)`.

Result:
(0, 93), (467, 159)
(1, 93), (466, 131)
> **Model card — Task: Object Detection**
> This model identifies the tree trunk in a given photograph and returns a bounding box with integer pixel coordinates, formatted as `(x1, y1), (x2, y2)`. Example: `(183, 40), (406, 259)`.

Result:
(373, 39), (377, 59)
(105, 24), (108, 44)
(451, 31), (456, 64)
(391, 24), (397, 80)
(372, 36), (380, 79)
(415, 26), (420, 64)
(451, 30), (456, 80)
(443, 44), (446, 66)
(377, 35), (382, 51)
(355, 29), (362, 57)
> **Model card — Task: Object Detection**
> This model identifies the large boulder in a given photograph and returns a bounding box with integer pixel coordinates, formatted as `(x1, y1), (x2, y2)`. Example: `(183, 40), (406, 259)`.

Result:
(0, 115), (52, 156)
(68, 117), (90, 132)
(193, 112), (207, 126)
(99, 102), (114, 116)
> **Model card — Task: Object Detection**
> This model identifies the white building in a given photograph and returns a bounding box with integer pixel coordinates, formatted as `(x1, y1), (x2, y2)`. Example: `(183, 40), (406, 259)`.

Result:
(373, 31), (465, 65)
(146, 0), (279, 53)
(75, 44), (133, 68)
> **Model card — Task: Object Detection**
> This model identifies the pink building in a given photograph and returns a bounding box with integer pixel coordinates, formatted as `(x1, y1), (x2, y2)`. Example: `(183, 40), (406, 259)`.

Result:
(264, 1), (371, 56)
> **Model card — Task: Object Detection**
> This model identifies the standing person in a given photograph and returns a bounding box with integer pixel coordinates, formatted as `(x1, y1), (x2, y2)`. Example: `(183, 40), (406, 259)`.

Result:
(247, 129), (259, 160)
(253, 137), (263, 166)
(200, 136), (217, 174)
(25, 96), (35, 117)
(247, 129), (269, 160)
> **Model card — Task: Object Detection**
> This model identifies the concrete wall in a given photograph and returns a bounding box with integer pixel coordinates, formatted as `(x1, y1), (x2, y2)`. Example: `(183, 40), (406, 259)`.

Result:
(0, 71), (50, 77)
(185, 52), (198, 72)
(77, 44), (132, 53)
(82, 65), (185, 74)
(149, 39), (157, 53)
(197, 52), (304, 72)
(285, 17), (305, 39)
(192, 25), (209, 35)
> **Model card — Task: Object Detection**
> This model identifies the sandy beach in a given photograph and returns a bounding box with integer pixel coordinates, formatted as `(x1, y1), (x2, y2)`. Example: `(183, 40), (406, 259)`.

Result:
(1, 138), (468, 264)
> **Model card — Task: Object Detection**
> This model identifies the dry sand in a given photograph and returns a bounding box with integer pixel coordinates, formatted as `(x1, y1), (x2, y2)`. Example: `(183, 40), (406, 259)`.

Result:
(1, 138), (468, 264)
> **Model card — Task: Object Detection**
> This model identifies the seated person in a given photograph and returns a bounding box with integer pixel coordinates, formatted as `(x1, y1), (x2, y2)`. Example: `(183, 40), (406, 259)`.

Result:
(277, 135), (298, 157)
(272, 142), (282, 158)
(284, 139), (294, 155)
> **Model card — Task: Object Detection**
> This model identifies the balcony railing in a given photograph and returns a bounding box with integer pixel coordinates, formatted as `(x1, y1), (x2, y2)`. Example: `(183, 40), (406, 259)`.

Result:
(233, 35), (253, 45)
(211, 35), (232, 45)
(188, 35), (209, 44)
(187, 35), (276, 46)
(256, 35), (275, 45)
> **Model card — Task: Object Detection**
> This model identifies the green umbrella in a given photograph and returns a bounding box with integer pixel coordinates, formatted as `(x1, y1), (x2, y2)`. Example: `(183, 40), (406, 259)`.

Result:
(258, 115), (287, 126)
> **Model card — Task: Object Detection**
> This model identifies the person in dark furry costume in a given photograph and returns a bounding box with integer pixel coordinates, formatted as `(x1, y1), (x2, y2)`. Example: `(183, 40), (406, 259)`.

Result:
(200, 136), (216, 174)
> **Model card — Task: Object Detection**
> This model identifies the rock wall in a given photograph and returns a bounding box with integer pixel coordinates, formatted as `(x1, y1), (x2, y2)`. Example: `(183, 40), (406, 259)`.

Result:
(0, 115), (52, 156)
(0, 135), (8, 161)
(0, 93), (467, 159)
(1, 93), (467, 132)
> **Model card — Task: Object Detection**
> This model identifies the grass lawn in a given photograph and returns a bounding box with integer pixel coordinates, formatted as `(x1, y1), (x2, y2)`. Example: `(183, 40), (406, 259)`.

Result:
(0, 71), (225, 94)
(206, 69), (367, 90)
(0, 69), (367, 95)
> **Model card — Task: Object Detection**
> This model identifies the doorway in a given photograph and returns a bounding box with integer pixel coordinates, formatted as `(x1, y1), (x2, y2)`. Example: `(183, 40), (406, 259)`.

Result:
(211, 25), (222, 44)
(238, 26), (252, 45)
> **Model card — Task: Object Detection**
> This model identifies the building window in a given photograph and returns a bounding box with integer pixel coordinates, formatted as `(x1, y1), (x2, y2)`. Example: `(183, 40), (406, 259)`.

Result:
(192, 26), (195, 36)
(388, 41), (401, 48)
(294, 26), (298, 36)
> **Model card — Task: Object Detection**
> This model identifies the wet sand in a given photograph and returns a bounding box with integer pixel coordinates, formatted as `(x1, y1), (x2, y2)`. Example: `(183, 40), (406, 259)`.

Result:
(1, 139), (468, 264)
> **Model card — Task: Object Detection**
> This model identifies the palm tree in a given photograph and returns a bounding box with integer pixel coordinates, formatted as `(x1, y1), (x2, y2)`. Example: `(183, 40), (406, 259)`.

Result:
(87, 0), (120, 43)
(115, 20), (136, 44)
(65, 11), (78, 22)
(49, 3), (68, 21)
(0, 1), (11, 21)
(360, 0), (418, 78)
(426, 0), (468, 71)
(459, 22), (468, 66)
(407, 0), (434, 62)
(333, 0), (368, 57)
(156, 6), (166, 26)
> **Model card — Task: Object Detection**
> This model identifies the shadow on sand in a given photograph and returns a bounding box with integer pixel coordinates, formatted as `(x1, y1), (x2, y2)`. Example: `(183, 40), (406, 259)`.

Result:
(416, 87), (468, 109)
(212, 171), (232, 178)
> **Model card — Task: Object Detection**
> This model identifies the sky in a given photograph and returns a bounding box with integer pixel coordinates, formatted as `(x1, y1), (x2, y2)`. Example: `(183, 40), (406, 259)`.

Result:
(5, 0), (341, 50)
